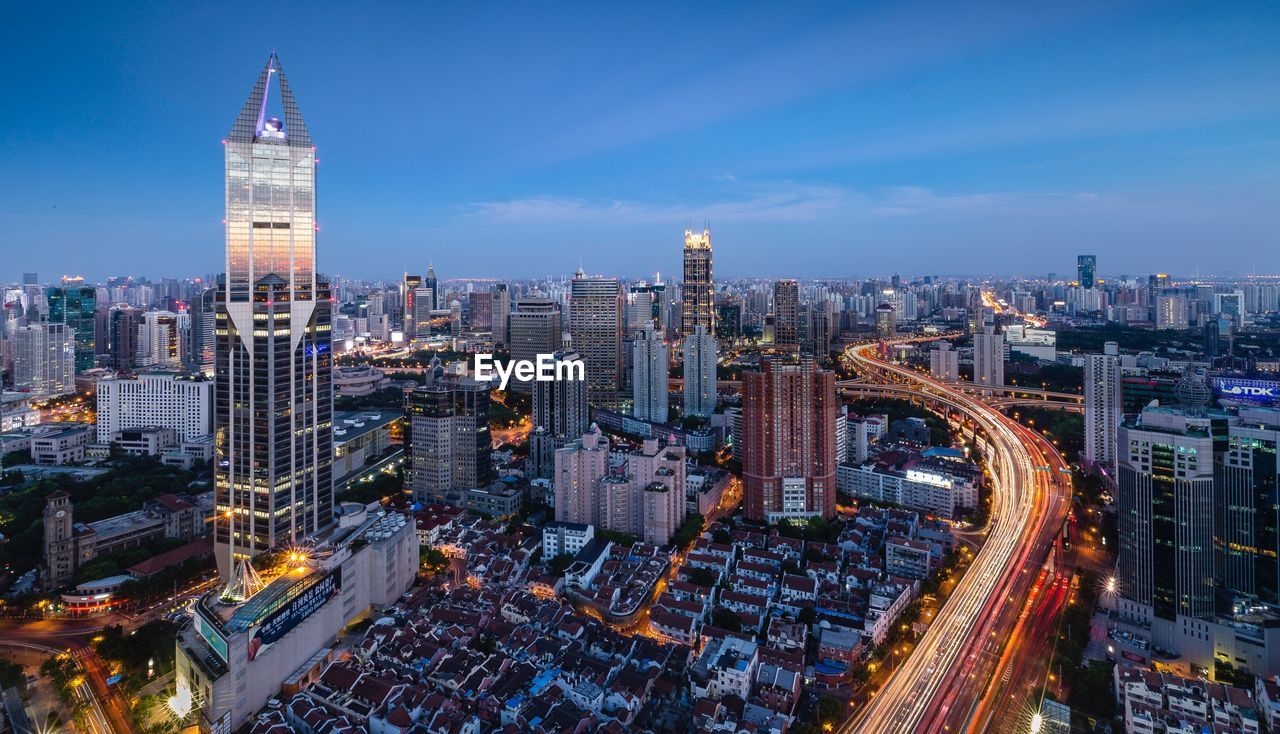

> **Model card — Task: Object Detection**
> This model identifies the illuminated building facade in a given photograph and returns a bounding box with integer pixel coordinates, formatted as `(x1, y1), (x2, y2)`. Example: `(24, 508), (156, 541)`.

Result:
(682, 228), (714, 336)
(215, 53), (334, 581)
(46, 285), (96, 372)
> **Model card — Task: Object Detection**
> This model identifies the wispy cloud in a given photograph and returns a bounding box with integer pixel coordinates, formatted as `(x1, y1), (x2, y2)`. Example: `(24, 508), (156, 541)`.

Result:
(461, 181), (1112, 226)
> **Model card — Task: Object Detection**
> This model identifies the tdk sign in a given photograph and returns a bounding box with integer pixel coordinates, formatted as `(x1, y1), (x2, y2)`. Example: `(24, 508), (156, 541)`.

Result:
(1213, 377), (1280, 403)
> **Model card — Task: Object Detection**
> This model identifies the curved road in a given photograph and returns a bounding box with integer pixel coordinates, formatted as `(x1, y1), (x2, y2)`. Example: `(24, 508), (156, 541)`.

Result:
(841, 340), (1071, 734)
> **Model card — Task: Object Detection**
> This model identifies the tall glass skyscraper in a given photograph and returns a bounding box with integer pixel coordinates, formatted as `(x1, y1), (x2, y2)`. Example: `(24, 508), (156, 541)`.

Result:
(215, 53), (333, 588)
(47, 285), (96, 372)
(682, 228), (715, 336)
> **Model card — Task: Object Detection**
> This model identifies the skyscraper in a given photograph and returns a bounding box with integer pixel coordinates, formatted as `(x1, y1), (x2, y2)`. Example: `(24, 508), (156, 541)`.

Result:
(875, 301), (896, 340)
(190, 286), (217, 375)
(424, 264), (439, 311)
(1077, 254), (1097, 289)
(491, 283), (511, 346)
(529, 348), (589, 480)
(46, 285), (96, 372)
(137, 310), (181, 368)
(401, 273), (422, 339)
(742, 356), (838, 522)
(929, 341), (958, 381)
(682, 228), (714, 336)
(683, 325), (717, 419)
(973, 326), (1005, 388)
(13, 323), (74, 396)
(632, 325), (669, 423)
(107, 305), (143, 372)
(773, 279), (801, 351)
(507, 297), (561, 393)
(215, 53), (333, 585)
(569, 268), (623, 408)
(1084, 341), (1122, 472)
(405, 361), (494, 505)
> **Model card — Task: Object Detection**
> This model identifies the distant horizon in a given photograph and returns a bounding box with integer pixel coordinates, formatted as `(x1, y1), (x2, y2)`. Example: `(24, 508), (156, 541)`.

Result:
(4, 2), (1278, 284)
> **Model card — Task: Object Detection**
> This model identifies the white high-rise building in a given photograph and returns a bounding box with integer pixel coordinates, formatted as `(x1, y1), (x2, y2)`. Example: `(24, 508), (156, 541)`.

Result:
(1084, 341), (1122, 472)
(972, 326), (1004, 388)
(13, 323), (75, 396)
(96, 372), (214, 444)
(137, 310), (181, 368)
(929, 341), (958, 381)
(1156, 295), (1190, 330)
(683, 325), (717, 418)
(632, 325), (669, 423)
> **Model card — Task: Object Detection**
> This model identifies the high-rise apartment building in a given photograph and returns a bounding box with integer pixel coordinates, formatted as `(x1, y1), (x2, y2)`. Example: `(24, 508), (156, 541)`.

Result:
(97, 372), (214, 443)
(47, 285), (96, 372)
(683, 325), (718, 419)
(13, 323), (75, 396)
(632, 325), (668, 423)
(405, 363), (494, 505)
(554, 427), (686, 545)
(773, 279), (801, 351)
(1078, 254), (1097, 289)
(215, 53), (333, 583)
(507, 297), (561, 393)
(1084, 341), (1122, 472)
(682, 228), (714, 336)
(742, 356), (838, 522)
(529, 349), (589, 480)
(569, 269), (623, 408)
(1155, 295), (1190, 330)
(929, 341), (958, 381)
(973, 326), (1005, 388)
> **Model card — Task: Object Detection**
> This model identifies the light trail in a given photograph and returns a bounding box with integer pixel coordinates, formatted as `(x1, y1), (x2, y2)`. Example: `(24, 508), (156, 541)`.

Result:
(840, 338), (1070, 734)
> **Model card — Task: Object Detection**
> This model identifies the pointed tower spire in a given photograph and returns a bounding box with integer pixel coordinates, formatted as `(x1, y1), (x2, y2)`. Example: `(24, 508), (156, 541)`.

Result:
(228, 52), (312, 147)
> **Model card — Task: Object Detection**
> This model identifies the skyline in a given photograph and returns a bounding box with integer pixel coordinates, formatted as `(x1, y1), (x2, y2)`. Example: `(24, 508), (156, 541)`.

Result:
(3, 1), (1279, 282)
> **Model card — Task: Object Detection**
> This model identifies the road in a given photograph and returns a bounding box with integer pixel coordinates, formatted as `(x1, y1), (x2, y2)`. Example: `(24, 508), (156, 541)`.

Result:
(841, 339), (1071, 734)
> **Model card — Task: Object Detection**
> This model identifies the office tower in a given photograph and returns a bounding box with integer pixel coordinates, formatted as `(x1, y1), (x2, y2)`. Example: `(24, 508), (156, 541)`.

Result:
(1117, 404), (1218, 622)
(492, 284), (511, 346)
(529, 348), (589, 480)
(627, 285), (657, 336)
(632, 325), (669, 423)
(569, 269), (623, 408)
(401, 273), (423, 338)
(973, 326), (1005, 388)
(1216, 407), (1280, 605)
(13, 323), (74, 396)
(507, 297), (561, 393)
(1215, 291), (1245, 328)
(106, 305), (143, 372)
(467, 290), (492, 331)
(190, 287), (217, 374)
(716, 302), (742, 340)
(1078, 254), (1097, 289)
(875, 301), (896, 340)
(46, 285), (96, 372)
(808, 309), (831, 356)
(405, 362), (494, 505)
(1084, 341), (1122, 472)
(424, 264), (439, 311)
(96, 372), (213, 443)
(1156, 295), (1190, 330)
(929, 341), (959, 381)
(216, 53), (333, 584)
(682, 228), (715, 336)
(684, 325), (717, 419)
(773, 279), (801, 350)
(411, 286), (436, 339)
(137, 310), (181, 368)
(742, 356), (838, 522)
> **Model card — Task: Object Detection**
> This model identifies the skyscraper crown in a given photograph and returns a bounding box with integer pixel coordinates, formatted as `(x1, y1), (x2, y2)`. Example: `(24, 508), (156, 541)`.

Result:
(228, 52), (312, 147)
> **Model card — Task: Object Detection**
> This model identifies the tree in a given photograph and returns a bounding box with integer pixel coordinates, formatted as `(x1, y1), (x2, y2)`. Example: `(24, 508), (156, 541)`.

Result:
(711, 607), (742, 632)
(547, 553), (575, 577)
(672, 514), (705, 550)
(686, 567), (718, 587)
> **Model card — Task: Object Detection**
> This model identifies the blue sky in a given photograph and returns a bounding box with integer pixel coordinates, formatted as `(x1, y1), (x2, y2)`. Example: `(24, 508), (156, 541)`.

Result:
(2, 0), (1278, 282)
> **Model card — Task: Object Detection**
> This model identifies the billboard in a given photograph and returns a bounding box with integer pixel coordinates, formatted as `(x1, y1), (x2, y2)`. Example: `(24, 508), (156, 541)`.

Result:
(247, 567), (342, 661)
(1212, 376), (1280, 405)
(194, 611), (229, 663)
